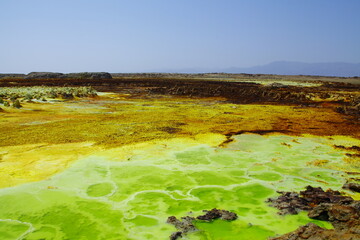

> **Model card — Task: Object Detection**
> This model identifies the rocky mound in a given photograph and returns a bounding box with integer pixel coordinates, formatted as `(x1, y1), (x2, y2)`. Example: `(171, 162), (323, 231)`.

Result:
(25, 72), (65, 79)
(24, 72), (112, 80)
(65, 72), (112, 80)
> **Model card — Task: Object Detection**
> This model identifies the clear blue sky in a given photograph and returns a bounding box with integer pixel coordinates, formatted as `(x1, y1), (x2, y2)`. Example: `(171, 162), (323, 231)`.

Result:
(1, 0), (359, 73)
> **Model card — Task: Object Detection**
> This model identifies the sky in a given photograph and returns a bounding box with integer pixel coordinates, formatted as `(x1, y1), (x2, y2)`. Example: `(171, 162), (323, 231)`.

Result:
(1, 0), (360, 73)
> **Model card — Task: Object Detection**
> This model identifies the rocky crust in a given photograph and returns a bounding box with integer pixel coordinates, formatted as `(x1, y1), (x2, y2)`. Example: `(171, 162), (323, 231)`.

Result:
(196, 208), (238, 221)
(1, 74), (359, 119)
(25, 72), (65, 79)
(336, 96), (360, 117)
(267, 185), (360, 240)
(167, 208), (238, 240)
(267, 186), (354, 215)
(169, 231), (182, 240)
(270, 222), (360, 240)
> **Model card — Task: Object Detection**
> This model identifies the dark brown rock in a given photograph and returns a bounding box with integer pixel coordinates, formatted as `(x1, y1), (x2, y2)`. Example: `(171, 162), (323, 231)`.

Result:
(197, 209), (222, 221)
(308, 203), (360, 230)
(269, 222), (360, 240)
(196, 208), (238, 221)
(166, 216), (196, 233)
(268, 186), (360, 240)
(299, 186), (353, 205)
(167, 208), (237, 239)
(169, 231), (182, 240)
(266, 191), (311, 215)
(220, 209), (238, 221)
(343, 183), (360, 193)
(267, 186), (354, 215)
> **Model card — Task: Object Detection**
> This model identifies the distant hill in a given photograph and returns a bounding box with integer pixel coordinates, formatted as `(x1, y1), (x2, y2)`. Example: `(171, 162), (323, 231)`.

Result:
(222, 61), (360, 77)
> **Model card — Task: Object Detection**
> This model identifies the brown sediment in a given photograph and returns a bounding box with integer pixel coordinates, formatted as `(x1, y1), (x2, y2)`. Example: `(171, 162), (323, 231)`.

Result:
(346, 153), (360, 158)
(1, 75), (359, 105)
(0, 92), (358, 148)
(220, 130), (291, 147)
(218, 137), (235, 147)
(334, 145), (360, 152)
(225, 130), (292, 137)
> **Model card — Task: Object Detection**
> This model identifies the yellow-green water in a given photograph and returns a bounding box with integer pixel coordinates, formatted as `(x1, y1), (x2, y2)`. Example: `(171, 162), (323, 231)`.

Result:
(0, 133), (358, 240)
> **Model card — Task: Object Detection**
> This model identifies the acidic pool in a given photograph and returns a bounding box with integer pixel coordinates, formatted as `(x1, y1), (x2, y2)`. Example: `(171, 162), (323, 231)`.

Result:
(0, 133), (358, 240)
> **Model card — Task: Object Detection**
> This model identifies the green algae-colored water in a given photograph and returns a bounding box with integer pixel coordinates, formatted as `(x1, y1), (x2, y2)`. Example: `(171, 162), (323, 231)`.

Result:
(0, 134), (357, 240)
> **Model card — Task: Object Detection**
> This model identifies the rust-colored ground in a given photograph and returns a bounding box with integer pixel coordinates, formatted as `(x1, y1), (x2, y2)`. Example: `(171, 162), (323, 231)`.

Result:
(0, 93), (358, 148)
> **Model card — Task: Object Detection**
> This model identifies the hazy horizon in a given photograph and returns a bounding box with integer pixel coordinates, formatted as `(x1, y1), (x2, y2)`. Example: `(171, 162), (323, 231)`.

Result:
(1, 0), (360, 73)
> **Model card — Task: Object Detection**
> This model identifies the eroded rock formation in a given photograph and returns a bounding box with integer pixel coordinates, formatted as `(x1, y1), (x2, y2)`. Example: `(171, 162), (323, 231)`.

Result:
(268, 186), (360, 240)
(270, 222), (360, 240)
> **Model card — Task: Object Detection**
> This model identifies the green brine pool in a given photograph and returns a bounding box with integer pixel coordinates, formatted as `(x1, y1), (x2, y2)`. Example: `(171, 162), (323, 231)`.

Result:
(0, 133), (359, 240)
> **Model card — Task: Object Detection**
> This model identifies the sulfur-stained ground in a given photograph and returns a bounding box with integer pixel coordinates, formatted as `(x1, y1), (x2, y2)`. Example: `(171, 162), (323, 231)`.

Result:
(0, 92), (359, 188)
(0, 84), (359, 240)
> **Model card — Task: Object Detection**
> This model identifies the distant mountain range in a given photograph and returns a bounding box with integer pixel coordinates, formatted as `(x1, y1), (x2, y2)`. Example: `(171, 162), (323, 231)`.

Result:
(156, 61), (360, 77)
(223, 61), (360, 77)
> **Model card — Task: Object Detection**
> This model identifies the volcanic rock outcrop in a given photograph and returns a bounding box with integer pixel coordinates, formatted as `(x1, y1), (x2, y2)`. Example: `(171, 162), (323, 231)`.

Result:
(270, 222), (360, 240)
(167, 208), (238, 240)
(268, 185), (360, 240)
(25, 72), (65, 79)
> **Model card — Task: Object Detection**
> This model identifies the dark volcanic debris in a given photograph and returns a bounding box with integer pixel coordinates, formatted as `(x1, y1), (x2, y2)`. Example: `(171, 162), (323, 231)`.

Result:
(167, 208), (238, 240)
(267, 185), (360, 240)
(267, 186), (353, 215)
(196, 208), (238, 221)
